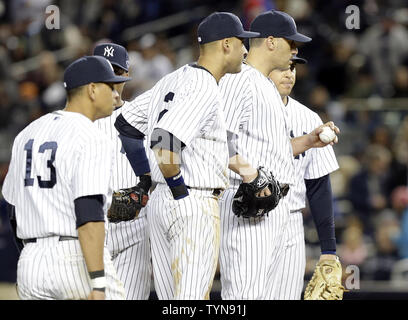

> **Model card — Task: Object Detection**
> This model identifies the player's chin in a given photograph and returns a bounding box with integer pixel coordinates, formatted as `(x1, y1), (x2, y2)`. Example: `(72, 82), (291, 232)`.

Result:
(103, 105), (115, 117)
(279, 86), (292, 97)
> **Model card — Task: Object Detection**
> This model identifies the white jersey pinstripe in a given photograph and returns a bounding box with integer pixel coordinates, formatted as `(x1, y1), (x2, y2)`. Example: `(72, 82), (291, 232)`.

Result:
(219, 64), (295, 187)
(122, 64), (229, 189)
(95, 103), (152, 300)
(285, 97), (339, 211)
(273, 97), (339, 300)
(121, 64), (228, 299)
(218, 63), (297, 299)
(2, 111), (114, 238)
(2, 110), (125, 300)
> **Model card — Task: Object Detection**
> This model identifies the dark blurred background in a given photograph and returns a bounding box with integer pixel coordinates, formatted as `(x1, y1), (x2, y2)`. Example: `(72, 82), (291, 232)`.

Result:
(0, 0), (408, 299)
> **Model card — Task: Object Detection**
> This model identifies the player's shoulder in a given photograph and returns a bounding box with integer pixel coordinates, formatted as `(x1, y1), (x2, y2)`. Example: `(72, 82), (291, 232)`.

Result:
(221, 64), (252, 81)
(13, 112), (55, 142)
(219, 64), (253, 92)
(288, 97), (322, 122)
(56, 111), (111, 144)
(159, 64), (193, 83)
(177, 64), (220, 98)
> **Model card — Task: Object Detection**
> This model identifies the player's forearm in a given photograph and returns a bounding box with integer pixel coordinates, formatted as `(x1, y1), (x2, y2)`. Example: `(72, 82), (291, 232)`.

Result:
(78, 221), (105, 273)
(153, 147), (189, 200)
(291, 135), (312, 157)
(229, 154), (258, 183)
(154, 148), (181, 177)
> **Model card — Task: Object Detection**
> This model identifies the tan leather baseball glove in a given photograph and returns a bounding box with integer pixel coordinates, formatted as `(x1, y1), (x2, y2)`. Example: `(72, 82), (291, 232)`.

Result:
(304, 256), (346, 300)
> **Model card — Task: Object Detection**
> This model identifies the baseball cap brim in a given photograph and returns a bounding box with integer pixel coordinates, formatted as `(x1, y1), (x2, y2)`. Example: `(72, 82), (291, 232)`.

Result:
(291, 56), (307, 64)
(103, 75), (132, 84)
(237, 30), (261, 39)
(285, 32), (312, 43)
(110, 61), (129, 72)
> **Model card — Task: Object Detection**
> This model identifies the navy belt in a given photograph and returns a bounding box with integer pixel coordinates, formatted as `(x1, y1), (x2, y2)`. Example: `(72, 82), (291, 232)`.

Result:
(23, 236), (78, 245)
(186, 186), (224, 198)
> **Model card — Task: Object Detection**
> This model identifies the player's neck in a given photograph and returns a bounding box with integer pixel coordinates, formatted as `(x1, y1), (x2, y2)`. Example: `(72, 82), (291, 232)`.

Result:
(245, 52), (272, 78)
(196, 56), (223, 83)
(282, 96), (288, 106)
(64, 100), (96, 121)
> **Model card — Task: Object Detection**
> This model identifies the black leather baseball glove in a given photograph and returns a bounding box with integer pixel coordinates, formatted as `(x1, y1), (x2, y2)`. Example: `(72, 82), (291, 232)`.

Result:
(108, 175), (151, 223)
(232, 167), (289, 218)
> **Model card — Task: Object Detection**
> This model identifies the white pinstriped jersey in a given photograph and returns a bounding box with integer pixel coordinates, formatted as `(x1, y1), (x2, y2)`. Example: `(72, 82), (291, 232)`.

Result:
(95, 102), (138, 191)
(95, 103), (148, 254)
(122, 64), (229, 189)
(219, 63), (295, 187)
(2, 111), (114, 239)
(286, 97), (339, 211)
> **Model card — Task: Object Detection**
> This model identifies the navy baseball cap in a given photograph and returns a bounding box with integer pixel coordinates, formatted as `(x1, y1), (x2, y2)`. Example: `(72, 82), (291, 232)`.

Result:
(197, 12), (260, 44)
(250, 10), (312, 42)
(93, 43), (130, 72)
(63, 56), (131, 91)
(291, 55), (307, 64)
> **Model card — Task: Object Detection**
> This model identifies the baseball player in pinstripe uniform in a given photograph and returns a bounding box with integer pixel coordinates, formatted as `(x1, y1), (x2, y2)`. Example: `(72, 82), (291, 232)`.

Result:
(218, 10), (340, 299)
(115, 12), (259, 299)
(93, 43), (152, 300)
(269, 56), (340, 299)
(2, 56), (130, 300)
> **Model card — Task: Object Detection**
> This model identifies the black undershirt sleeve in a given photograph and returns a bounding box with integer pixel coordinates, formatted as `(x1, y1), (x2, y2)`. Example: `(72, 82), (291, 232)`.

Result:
(305, 174), (337, 253)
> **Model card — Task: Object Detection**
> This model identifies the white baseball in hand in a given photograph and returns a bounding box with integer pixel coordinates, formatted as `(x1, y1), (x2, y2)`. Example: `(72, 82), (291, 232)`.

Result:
(319, 126), (336, 144)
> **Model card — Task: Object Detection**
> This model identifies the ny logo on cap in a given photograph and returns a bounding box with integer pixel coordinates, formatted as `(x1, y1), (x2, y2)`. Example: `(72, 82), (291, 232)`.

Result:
(104, 46), (114, 57)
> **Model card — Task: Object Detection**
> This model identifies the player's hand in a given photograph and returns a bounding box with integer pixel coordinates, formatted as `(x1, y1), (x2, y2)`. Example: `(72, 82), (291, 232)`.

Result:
(307, 121), (340, 148)
(241, 168), (271, 197)
(87, 290), (105, 300)
(257, 186), (272, 197)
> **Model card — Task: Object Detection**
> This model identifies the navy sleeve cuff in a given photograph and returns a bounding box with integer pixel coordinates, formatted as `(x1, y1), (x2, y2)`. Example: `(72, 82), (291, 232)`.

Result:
(74, 195), (105, 229)
(115, 113), (145, 139)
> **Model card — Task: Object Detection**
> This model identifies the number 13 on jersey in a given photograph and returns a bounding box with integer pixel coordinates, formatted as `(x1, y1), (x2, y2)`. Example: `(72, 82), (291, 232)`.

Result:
(24, 139), (58, 189)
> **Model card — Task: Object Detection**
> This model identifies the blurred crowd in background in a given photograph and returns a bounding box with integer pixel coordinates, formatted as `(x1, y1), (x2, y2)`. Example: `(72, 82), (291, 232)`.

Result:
(1, 0), (408, 297)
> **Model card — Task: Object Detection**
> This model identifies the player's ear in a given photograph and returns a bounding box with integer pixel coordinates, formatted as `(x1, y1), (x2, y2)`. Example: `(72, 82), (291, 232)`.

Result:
(87, 83), (97, 101)
(222, 38), (231, 53)
(266, 36), (276, 51)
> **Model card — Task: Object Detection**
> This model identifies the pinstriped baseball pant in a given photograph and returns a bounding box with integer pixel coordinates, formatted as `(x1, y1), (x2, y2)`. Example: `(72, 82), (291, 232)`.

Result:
(147, 184), (220, 300)
(107, 214), (152, 300)
(219, 187), (304, 300)
(17, 236), (125, 300)
(274, 210), (306, 300)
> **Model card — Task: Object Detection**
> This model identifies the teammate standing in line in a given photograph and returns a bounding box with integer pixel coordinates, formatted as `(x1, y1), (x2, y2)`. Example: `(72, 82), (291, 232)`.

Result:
(2, 56), (130, 300)
(269, 56), (340, 299)
(93, 43), (152, 300)
(115, 12), (260, 299)
(218, 10), (339, 299)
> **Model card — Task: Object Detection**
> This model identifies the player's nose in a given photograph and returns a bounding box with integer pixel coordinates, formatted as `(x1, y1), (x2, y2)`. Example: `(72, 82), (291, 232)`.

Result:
(112, 89), (120, 104)
(290, 41), (298, 54)
(242, 45), (248, 59)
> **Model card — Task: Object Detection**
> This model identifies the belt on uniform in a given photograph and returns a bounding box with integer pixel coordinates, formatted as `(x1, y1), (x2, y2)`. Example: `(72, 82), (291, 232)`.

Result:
(23, 236), (78, 245)
(186, 186), (224, 198)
